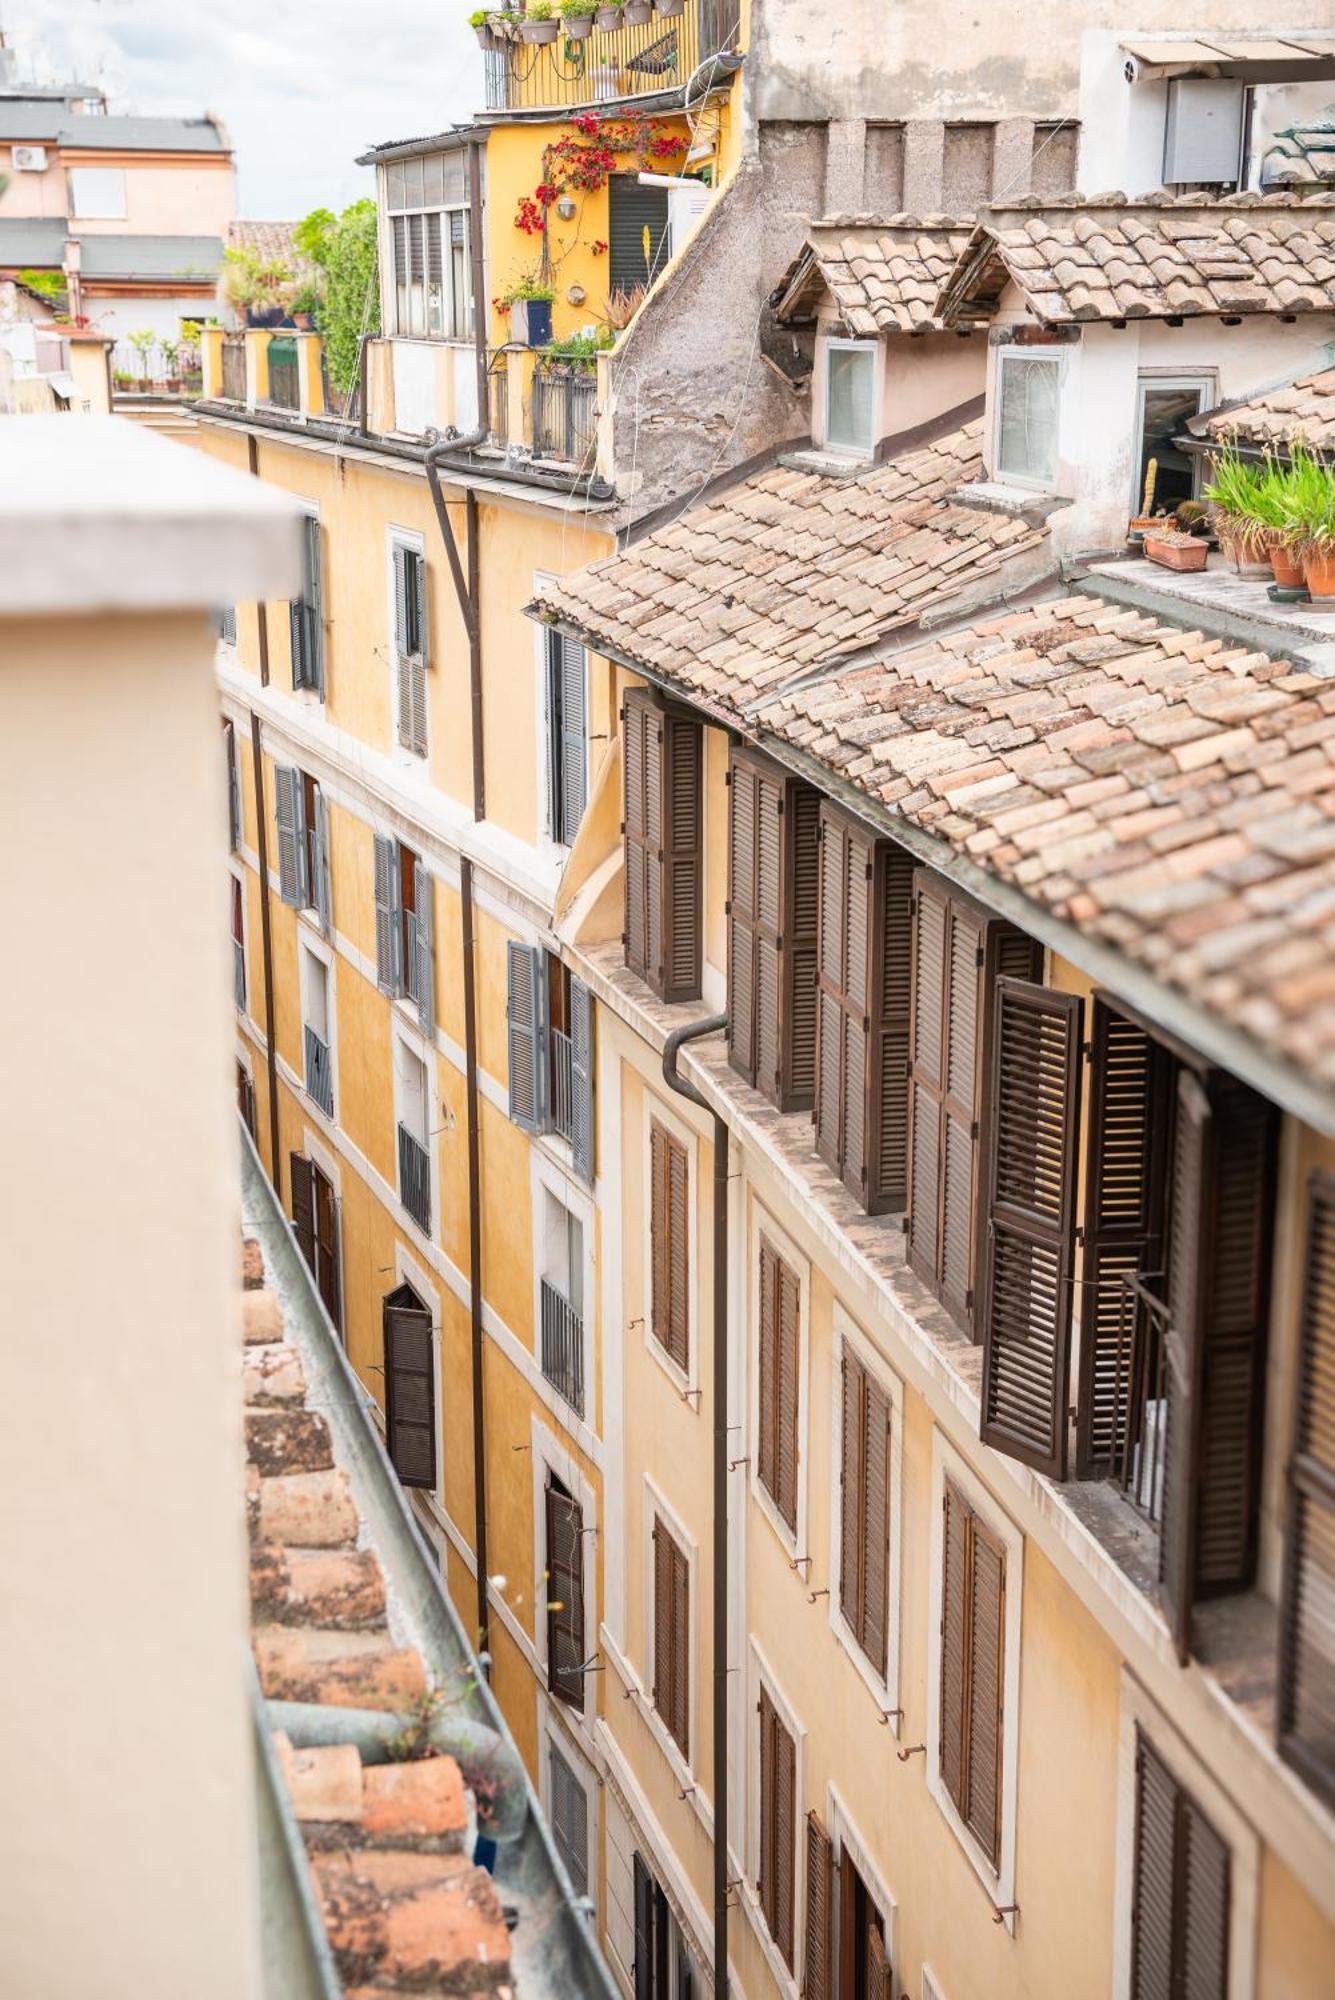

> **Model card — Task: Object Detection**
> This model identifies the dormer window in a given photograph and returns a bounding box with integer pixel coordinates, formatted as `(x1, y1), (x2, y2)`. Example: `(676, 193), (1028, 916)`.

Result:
(824, 338), (878, 457)
(995, 349), (1060, 489)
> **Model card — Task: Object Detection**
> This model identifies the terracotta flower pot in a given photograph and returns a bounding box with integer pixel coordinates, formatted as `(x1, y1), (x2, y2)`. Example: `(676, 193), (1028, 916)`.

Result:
(1144, 533), (1208, 574)
(1303, 547), (1335, 599)
(1268, 536), (1305, 590)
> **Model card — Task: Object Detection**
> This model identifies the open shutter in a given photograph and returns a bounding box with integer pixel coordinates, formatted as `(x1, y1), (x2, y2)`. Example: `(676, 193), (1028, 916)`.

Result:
(966, 1514), (1006, 1869)
(776, 1254), (800, 1532)
(506, 941), (547, 1133)
(314, 1170), (342, 1333)
(312, 788), (332, 938)
(839, 1351), (864, 1643)
(569, 976), (595, 1186)
(290, 1154), (316, 1271)
(661, 706), (703, 1003)
(728, 749), (820, 1112)
(758, 1237), (778, 1509)
(393, 544), (409, 656)
(979, 979), (1082, 1477)
(866, 1925), (892, 2000)
(632, 1855), (655, 2000)
(1279, 1171), (1335, 1808)
(623, 687), (655, 984)
(802, 1812), (833, 2000)
(373, 834), (402, 994)
(225, 720), (241, 851)
(860, 1368), (891, 1677)
(413, 859), (435, 1036)
(414, 548), (430, 669)
(786, 784), (821, 1111)
(727, 753), (759, 1091)
(758, 1688), (776, 1929)
(673, 1529), (690, 1758)
(305, 513), (325, 696)
(939, 1478), (968, 1820)
(560, 636), (587, 844)
(383, 1285), (436, 1487)
(546, 1477), (585, 1709)
(1160, 1069), (1210, 1662)
(814, 807), (865, 1197)
(1076, 999), (1171, 1476)
(871, 841), (913, 1214)
(274, 766), (306, 908)
(650, 1120), (690, 1372)
(1131, 1729), (1230, 2000)
(774, 1704), (796, 1968)
(908, 877), (947, 1300)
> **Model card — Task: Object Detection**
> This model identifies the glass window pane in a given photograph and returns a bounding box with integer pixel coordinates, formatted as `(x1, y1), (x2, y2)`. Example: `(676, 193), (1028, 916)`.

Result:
(826, 346), (875, 453)
(1136, 383), (1207, 513)
(997, 357), (1059, 484)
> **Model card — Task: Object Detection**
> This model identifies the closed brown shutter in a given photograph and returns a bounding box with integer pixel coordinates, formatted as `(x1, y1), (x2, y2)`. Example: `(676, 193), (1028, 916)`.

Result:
(653, 1516), (689, 1756)
(940, 1476), (1006, 1869)
(622, 686), (702, 1003)
(290, 1153), (316, 1270)
(1161, 1068), (1209, 1662)
(802, 1812), (833, 2000)
(546, 1474), (586, 1711)
(839, 1348), (891, 1676)
(1131, 1729), (1230, 2000)
(758, 1687), (796, 1969)
(757, 1237), (800, 1532)
(1076, 999), (1172, 1476)
(1279, 1170), (1335, 1809)
(979, 978), (1082, 1477)
(728, 748), (821, 1111)
(649, 1118), (690, 1372)
(873, 841), (914, 1214)
(314, 1168), (342, 1334)
(383, 1284), (436, 1488)
(839, 1352), (863, 1640)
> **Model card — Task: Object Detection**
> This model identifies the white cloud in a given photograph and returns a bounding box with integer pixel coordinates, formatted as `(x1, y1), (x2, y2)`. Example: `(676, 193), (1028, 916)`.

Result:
(6, 0), (480, 216)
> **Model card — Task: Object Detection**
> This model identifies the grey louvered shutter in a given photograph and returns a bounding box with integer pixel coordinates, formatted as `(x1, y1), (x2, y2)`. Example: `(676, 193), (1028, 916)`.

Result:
(274, 766), (307, 908)
(1280, 1171), (1335, 1808)
(860, 1367), (891, 1676)
(415, 549), (430, 668)
(414, 859), (435, 1036)
(661, 706), (703, 1003)
(839, 1352), (864, 1643)
(775, 1252), (800, 1533)
(290, 1154), (316, 1270)
(373, 834), (402, 994)
(225, 721), (241, 852)
(1161, 1068), (1210, 1662)
(979, 978), (1082, 1477)
(506, 941), (547, 1133)
(305, 513), (325, 695)
(560, 636), (587, 844)
(383, 1284), (436, 1488)
(570, 975), (595, 1186)
(609, 173), (670, 291)
(312, 788), (332, 938)
(393, 543), (409, 656)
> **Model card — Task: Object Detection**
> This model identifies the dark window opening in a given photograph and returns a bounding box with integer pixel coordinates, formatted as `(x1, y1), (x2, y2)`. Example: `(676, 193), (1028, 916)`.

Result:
(1134, 378), (1212, 518)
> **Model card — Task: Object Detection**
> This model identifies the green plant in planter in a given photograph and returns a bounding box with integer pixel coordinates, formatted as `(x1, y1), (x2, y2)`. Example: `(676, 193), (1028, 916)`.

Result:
(560, 0), (599, 15)
(128, 328), (156, 384)
(528, 2), (555, 16)
(1281, 441), (1335, 550)
(468, 7), (491, 20)
(542, 324), (614, 368)
(501, 271), (557, 303)
(1203, 441), (1272, 562)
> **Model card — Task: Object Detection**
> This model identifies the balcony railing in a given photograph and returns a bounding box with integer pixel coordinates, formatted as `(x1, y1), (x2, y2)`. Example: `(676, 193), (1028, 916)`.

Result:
(233, 937), (246, 1012)
(1106, 1271), (1171, 1529)
(398, 1122), (432, 1233)
(110, 338), (203, 398)
(531, 364), (598, 468)
(482, 0), (733, 111)
(221, 332), (246, 403)
(268, 335), (300, 411)
(540, 1276), (585, 1416)
(305, 1025), (333, 1117)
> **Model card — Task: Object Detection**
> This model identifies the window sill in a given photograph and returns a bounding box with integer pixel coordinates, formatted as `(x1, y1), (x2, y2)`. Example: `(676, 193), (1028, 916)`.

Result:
(735, 1878), (798, 2000)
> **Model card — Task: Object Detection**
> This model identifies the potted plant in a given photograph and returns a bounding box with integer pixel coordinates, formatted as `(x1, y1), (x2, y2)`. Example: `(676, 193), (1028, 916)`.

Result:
(624, 0), (651, 22)
(521, 1), (560, 40)
(1284, 443), (1335, 599)
(503, 273), (557, 345)
(1203, 443), (1271, 576)
(160, 337), (182, 393)
(128, 328), (155, 392)
(560, 0), (598, 35)
(1143, 528), (1209, 574)
(594, 0), (622, 25)
(469, 6), (497, 46)
(291, 281), (323, 331)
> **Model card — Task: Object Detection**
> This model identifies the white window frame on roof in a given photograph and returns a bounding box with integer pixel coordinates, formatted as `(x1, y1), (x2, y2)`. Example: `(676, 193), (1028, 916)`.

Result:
(820, 335), (880, 458)
(1130, 370), (1216, 514)
(993, 345), (1063, 492)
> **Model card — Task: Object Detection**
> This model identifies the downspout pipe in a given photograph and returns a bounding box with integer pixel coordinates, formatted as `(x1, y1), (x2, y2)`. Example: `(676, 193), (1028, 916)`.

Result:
(661, 1014), (729, 2000)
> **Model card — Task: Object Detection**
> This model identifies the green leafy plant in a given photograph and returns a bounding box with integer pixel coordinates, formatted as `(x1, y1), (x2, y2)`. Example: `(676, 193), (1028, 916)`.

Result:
(291, 280), (323, 320)
(294, 197), (380, 396)
(501, 270), (556, 303)
(1280, 440), (1335, 555)
(17, 267), (67, 309)
(468, 7), (492, 22)
(1203, 440), (1272, 560)
(542, 324), (614, 367)
(560, 0), (599, 15)
(528, 2), (555, 17)
(222, 243), (294, 313)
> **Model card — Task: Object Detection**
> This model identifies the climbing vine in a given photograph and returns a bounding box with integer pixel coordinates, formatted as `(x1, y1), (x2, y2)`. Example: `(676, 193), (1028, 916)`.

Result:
(510, 110), (687, 284)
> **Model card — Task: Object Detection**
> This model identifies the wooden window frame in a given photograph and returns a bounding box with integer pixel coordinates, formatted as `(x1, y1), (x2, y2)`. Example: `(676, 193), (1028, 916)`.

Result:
(829, 1307), (902, 1706)
(646, 1488), (693, 1774)
(644, 1100), (696, 1390)
(544, 1468), (587, 1713)
(726, 744), (821, 1113)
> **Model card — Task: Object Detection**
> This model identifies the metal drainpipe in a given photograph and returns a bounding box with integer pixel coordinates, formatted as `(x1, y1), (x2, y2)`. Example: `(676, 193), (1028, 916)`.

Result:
(249, 712), (282, 1201)
(461, 855), (489, 1667)
(661, 1013), (730, 2000)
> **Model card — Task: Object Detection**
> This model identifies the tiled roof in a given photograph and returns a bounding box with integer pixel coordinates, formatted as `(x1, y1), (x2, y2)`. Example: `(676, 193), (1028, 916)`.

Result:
(532, 421), (1047, 719)
(771, 215), (975, 335)
(1193, 367), (1335, 452)
(761, 593), (1335, 1087)
(227, 218), (319, 285)
(242, 1239), (515, 1996)
(938, 192), (1335, 326)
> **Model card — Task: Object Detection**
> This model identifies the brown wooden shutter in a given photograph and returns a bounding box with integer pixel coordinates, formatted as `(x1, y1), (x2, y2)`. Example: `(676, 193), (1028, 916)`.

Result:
(1161, 1067), (1209, 1663)
(939, 1477), (968, 1818)
(872, 839), (914, 1214)
(649, 1119), (690, 1372)
(802, 1811), (833, 2000)
(839, 1351), (864, 1638)
(314, 1168), (342, 1334)
(728, 747), (821, 1111)
(653, 1516), (689, 1756)
(860, 1368), (891, 1677)
(1076, 999), (1172, 1476)
(1279, 1170), (1335, 1809)
(623, 686), (702, 1002)
(908, 877), (948, 1302)
(758, 1237), (778, 1507)
(623, 688), (653, 983)
(966, 1513), (1006, 1869)
(383, 1285), (436, 1488)
(290, 1153), (316, 1271)
(979, 978), (1082, 1477)
(758, 1237), (800, 1532)
(672, 1527), (690, 1758)
(758, 1687), (796, 1969)
(787, 785), (821, 1110)
(758, 1686), (776, 1924)
(1131, 1729), (1230, 2000)
(546, 1474), (586, 1711)
(865, 1923), (893, 2000)
(727, 752), (759, 1090)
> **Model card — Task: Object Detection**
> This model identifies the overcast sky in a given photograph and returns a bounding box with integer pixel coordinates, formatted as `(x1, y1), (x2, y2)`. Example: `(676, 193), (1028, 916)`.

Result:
(7, 0), (478, 217)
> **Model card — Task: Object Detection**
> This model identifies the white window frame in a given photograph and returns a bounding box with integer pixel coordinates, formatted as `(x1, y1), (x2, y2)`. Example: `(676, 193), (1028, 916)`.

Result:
(821, 336), (880, 458)
(391, 1023), (436, 1241)
(540, 1711), (598, 1909)
(530, 1145), (597, 1438)
(1129, 369), (1217, 513)
(826, 1787), (898, 1998)
(642, 1478), (697, 1788)
(826, 1303), (903, 1724)
(747, 1196), (811, 1564)
(744, 1638), (803, 1999)
(641, 1092), (700, 1400)
(922, 1971), (946, 2000)
(387, 524), (429, 772)
(69, 164), (126, 218)
(1112, 1676), (1258, 2000)
(385, 159), (474, 343)
(992, 345), (1063, 492)
(926, 1431), (1023, 1927)
(299, 932), (338, 1127)
(532, 1412), (599, 1753)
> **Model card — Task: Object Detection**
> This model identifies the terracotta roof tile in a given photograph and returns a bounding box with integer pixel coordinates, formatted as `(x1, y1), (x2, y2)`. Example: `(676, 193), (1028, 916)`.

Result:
(771, 214), (976, 335)
(1193, 366), (1335, 452)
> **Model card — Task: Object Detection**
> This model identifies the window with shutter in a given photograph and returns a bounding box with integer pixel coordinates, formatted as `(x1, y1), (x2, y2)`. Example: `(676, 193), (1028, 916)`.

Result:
(310, 786), (333, 939)
(290, 1155), (341, 1331)
(757, 1235), (801, 1535)
(727, 747), (821, 1111)
(569, 975), (595, 1188)
(1280, 1170), (1335, 1809)
(758, 1685), (797, 1970)
(412, 859), (435, 1036)
(802, 1811), (833, 2000)
(1130, 1729), (1230, 2000)
(813, 804), (913, 1215)
(548, 1741), (589, 1900)
(545, 1473), (586, 1711)
(383, 1282), (436, 1487)
(622, 685), (702, 1003)
(907, 872), (1042, 1338)
(393, 542), (429, 758)
(373, 834), (403, 994)
(274, 765), (308, 909)
(839, 1347), (892, 1678)
(507, 941), (548, 1133)
(224, 719), (241, 852)
(609, 173), (670, 292)
(545, 629), (588, 846)
(290, 1153), (316, 1270)
(939, 1476), (1006, 1872)
(291, 512), (325, 695)
(652, 1513), (690, 1758)
(979, 978), (1082, 1478)
(649, 1118), (690, 1373)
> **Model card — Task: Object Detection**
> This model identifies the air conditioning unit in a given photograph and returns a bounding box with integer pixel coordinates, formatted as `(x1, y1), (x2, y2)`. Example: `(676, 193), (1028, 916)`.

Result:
(10, 146), (48, 172)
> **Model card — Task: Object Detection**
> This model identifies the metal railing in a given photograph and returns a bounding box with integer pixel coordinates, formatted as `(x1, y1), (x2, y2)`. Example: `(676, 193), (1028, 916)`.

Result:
(488, 351), (509, 446)
(268, 334), (300, 410)
(110, 337), (203, 397)
(222, 332), (247, 403)
(398, 1122), (432, 1233)
(305, 1025), (333, 1117)
(1107, 1271), (1171, 1529)
(540, 1276), (585, 1416)
(482, 0), (732, 110)
(550, 1026), (574, 1143)
(531, 363), (598, 466)
(233, 937), (247, 1012)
